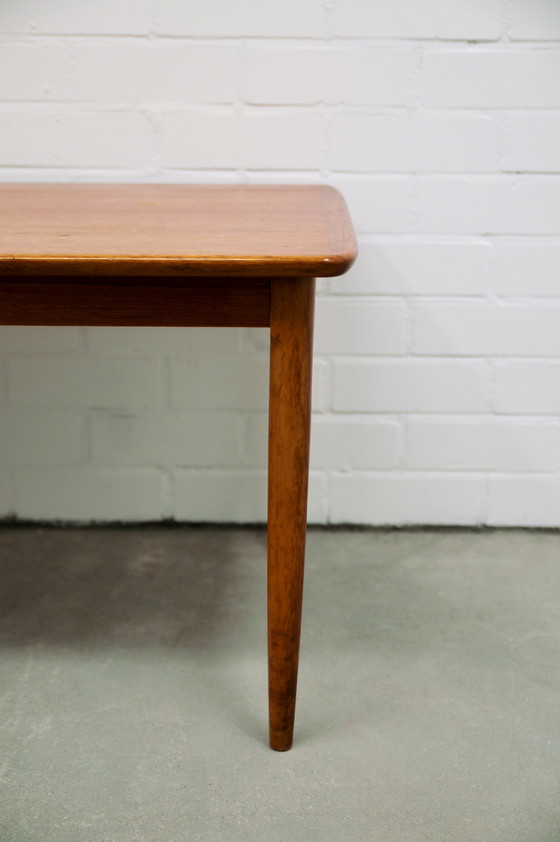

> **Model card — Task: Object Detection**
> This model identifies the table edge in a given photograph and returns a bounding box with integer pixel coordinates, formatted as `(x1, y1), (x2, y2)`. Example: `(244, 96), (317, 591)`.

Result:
(0, 252), (357, 279)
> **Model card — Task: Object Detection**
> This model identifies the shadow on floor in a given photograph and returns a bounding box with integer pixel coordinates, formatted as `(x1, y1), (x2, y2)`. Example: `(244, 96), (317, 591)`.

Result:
(0, 525), (268, 653)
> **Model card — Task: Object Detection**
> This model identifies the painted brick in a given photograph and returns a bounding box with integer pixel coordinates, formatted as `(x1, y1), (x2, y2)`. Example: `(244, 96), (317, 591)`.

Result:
(488, 476), (560, 527)
(174, 470), (267, 521)
(90, 410), (242, 467)
(71, 42), (237, 105)
(330, 473), (484, 525)
(86, 327), (241, 355)
(245, 172), (324, 186)
(413, 303), (560, 356)
(421, 49), (560, 109)
(174, 469), (325, 523)
(311, 418), (400, 470)
(314, 301), (406, 355)
(415, 177), (560, 235)
(307, 472), (328, 523)
(0, 0), (155, 35)
(0, 411), (84, 466)
(332, 0), (505, 39)
(170, 354), (269, 411)
(415, 177), (509, 235)
(242, 414), (267, 468)
(0, 112), (60, 167)
(244, 327), (270, 354)
(0, 472), (13, 514)
(504, 115), (560, 173)
(0, 327), (82, 351)
(245, 46), (412, 106)
(0, 44), (69, 100)
(245, 415), (400, 470)
(311, 360), (329, 413)
(331, 177), (412, 234)
(509, 0), (560, 40)
(58, 112), (154, 169)
(331, 240), (491, 296)
(333, 360), (491, 413)
(8, 357), (161, 408)
(406, 419), (558, 472)
(493, 242), (560, 297)
(162, 110), (323, 170)
(157, 0), (324, 37)
(0, 111), (153, 169)
(332, 114), (500, 173)
(495, 362), (560, 414)
(14, 468), (166, 521)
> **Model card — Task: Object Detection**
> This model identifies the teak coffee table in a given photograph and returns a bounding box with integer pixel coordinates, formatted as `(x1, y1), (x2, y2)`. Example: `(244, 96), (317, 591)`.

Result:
(0, 183), (357, 751)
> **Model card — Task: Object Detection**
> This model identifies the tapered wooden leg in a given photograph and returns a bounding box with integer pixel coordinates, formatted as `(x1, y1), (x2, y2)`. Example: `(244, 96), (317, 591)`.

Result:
(267, 276), (315, 751)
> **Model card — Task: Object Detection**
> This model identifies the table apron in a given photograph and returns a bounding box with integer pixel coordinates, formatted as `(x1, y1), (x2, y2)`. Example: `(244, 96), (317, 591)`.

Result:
(0, 278), (272, 327)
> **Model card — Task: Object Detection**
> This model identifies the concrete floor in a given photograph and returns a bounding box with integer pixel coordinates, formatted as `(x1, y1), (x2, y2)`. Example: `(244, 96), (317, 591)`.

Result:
(1, 526), (559, 841)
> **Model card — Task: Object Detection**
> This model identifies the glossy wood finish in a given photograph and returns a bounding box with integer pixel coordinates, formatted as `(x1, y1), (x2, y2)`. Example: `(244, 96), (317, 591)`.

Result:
(0, 278), (271, 327)
(268, 277), (315, 751)
(0, 183), (356, 278)
(0, 184), (357, 750)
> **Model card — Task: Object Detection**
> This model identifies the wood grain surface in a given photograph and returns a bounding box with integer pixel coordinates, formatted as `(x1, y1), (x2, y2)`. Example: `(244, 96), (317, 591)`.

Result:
(0, 278), (270, 326)
(0, 183), (357, 279)
(267, 276), (315, 751)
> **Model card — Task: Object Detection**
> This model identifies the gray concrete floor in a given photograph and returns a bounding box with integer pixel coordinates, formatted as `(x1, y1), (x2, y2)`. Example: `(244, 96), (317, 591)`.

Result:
(1, 526), (560, 841)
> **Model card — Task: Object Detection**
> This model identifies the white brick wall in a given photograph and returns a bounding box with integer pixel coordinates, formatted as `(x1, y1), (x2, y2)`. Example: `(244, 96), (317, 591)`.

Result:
(331, 0), (506, 40)
(332, 114), (501, 173)
(162, 110), (324, 170)
(1, 0), (560, 526)
(420, 49), (560, 109)
(509, 0), (560, 40)
(245, 46), (414, 106)
(0, 0), (155, 36)
(8, 357), (162, 408)
(157, 0), (324, 38)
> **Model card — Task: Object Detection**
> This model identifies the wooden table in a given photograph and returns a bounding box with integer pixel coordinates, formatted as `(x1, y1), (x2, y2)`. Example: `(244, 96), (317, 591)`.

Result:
(0, 183), (357, 751)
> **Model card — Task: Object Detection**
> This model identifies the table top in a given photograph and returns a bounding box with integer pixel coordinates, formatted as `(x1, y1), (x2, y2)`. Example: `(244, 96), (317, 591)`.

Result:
(0, 183), (357, 279)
